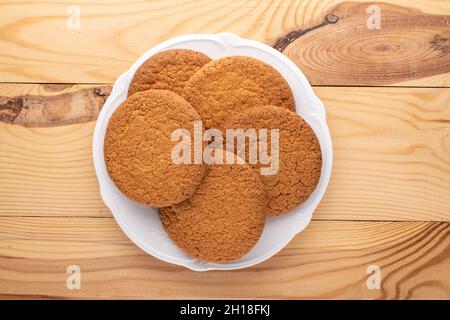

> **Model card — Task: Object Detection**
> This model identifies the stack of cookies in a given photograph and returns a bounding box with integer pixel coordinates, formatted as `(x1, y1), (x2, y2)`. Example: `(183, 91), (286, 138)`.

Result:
(104, 49), (322, 264)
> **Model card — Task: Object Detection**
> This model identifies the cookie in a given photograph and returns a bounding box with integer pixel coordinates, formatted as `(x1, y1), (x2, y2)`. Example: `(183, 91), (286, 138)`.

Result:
(159, 150), (266, 263)
(104, 89), (206, 207)
(223, 105), (322, 216)
(128, 49), (211, 97)
(182, 56), (296, 129)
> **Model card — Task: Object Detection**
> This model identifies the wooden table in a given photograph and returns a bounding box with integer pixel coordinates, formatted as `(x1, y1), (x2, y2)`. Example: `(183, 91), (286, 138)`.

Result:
(0, 0), (449, 299)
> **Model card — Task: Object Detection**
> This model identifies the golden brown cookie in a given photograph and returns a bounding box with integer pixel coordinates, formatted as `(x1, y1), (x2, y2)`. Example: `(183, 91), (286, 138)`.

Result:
(104, 89), (206, 207)
(182, 56), (296, 129)
(159, 150), (266, 263)
(128, 49), (211, 97)
(223, 105), (322, 216)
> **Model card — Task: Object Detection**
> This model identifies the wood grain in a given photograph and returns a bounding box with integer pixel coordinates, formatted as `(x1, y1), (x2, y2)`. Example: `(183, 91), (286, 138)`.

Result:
(0, 84), (110, 127)
(316, 86), (450, 221)
(0, 0), (448, 85)
(0, 217), (447, 299)
(0, 0), (449, 299)
(0, 84), (448, 221)
(280, 2), (450, 85)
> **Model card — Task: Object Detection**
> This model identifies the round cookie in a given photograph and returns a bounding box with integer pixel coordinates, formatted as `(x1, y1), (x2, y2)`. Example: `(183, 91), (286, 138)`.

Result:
(159, 150), (266, 263)
(223, 105), (322, 216)
(182, 56), (296, 129)
(128, 49), (211, 97)
(104, 89), (206, 207)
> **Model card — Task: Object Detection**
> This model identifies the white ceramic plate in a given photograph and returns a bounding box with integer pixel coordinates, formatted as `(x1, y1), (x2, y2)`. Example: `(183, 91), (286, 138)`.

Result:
(93, 33), (333, 271)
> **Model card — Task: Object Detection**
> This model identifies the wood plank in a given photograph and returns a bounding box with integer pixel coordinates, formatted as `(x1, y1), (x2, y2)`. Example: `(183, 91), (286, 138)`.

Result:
(282, 2), (450, 86)
(0, 0), (448, 86)
(316, 86), (450, 221)
(0, 84), (110, 127)
(0, 217), (448, 299)
(0, 85), (449, 221)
